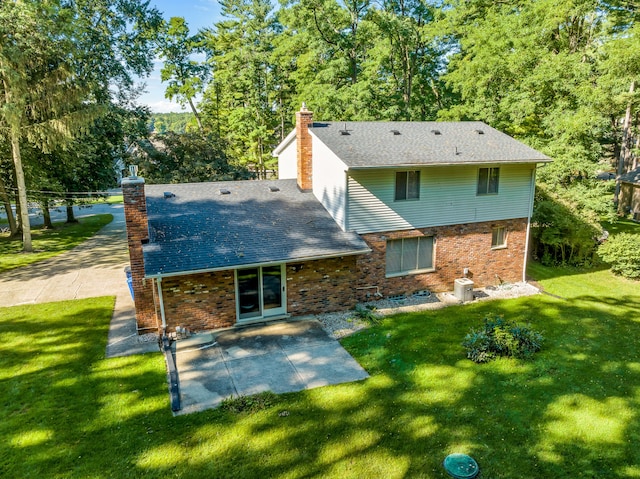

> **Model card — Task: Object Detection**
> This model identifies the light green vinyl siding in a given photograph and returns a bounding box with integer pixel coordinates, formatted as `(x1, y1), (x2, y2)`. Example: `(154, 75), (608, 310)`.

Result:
(347, 165), (535, 233)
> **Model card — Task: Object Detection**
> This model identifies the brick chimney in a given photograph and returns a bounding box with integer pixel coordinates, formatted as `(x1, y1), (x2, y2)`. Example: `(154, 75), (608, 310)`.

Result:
(296, 103), (313, 191)
(121, 170), (158, 333)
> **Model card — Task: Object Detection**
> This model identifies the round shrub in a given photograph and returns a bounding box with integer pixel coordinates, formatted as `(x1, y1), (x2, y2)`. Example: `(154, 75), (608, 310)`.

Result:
(598, 233), (640, 279)
(462, 315), (544, 363)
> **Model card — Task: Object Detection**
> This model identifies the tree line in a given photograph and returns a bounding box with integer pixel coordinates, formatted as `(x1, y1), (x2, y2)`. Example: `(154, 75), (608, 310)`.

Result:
(156, 0), (640, 186)
(152, 0), (640, 265)
(2, 0), (640, 261)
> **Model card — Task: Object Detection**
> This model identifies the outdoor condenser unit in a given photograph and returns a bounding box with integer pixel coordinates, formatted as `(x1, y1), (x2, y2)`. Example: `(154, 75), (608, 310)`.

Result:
(454, 278), (474, 302)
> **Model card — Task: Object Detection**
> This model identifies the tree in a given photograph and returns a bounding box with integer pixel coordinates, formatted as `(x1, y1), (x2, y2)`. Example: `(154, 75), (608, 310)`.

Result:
(0, 0), (97, 251)
(0, 0), (161, 251)
(135, 131), (253, 184)
(277, 0), (380, 119)
(156, 17), (210, 131)
(369, 0), (448, 120)
(201, 0), (282, 178)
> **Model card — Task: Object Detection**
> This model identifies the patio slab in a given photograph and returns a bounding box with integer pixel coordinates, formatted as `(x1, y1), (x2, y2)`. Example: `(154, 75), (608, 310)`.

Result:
(174, 320), (369, 415)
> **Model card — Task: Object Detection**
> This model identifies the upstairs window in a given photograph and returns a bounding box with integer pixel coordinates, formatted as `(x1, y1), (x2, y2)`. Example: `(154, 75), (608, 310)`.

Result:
(386, 236), (434, 276)
(395, 171), (420, 200)
(491, 227), (507, 249)
(477, 167), (500, 195)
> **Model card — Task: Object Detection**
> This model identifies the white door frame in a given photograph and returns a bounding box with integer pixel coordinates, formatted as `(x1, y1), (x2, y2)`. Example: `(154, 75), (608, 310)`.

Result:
(235, 264), (286, 322)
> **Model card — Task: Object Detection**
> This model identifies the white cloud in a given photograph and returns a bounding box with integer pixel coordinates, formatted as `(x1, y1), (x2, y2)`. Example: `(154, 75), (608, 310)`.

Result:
(147, 100), (189, 114)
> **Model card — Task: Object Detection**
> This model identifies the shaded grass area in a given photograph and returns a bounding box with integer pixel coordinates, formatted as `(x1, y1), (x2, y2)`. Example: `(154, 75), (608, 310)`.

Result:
(1, 268), (640, 478)
(603, 217), (640, 235)
(0, 214), (112, 273)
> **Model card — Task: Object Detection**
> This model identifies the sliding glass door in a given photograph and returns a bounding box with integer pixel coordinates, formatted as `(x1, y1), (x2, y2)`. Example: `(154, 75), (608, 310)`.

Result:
(236, 265), (285, 321)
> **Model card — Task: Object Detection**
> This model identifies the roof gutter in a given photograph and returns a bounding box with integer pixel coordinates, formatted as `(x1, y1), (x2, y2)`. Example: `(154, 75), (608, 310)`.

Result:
(144, 247), (372, 280)
(347, 160), (552, 170)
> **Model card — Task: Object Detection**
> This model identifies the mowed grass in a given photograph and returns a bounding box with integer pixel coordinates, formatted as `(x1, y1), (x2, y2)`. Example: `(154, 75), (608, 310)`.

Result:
(1, 262), (639, 478)
(0, 214), (113, 273)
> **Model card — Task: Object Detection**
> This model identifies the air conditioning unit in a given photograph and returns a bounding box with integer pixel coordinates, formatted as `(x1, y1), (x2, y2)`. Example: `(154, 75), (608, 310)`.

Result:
(454, 278), (474, 302)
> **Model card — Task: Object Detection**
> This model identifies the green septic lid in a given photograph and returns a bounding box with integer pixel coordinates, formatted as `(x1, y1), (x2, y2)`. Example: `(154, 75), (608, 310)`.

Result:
(443, 453), (479, 479)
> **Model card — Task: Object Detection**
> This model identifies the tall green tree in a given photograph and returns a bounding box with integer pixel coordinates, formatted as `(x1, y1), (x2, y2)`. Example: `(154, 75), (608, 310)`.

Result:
(135, 131), (253, 184)
(0, 0), (96, 251)
(201, 0), (282, 178)
(277, 0), (380, 119)
(0, 0), (161, 251)
(156, 17), (210, 131)
(440, 0), (608, 185)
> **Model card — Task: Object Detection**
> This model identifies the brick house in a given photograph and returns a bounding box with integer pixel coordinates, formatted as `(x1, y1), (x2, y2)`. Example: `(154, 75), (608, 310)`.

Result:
(123, 106), (551, 335)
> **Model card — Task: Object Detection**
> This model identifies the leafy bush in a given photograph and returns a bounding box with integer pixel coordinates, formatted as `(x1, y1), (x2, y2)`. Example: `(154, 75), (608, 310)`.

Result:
(531, 183), (605, 266)
(463, 315), (544, 363)
(353, 304), (379, 324)
(461, 329), (495, 363)
(598, 233), (640, 279)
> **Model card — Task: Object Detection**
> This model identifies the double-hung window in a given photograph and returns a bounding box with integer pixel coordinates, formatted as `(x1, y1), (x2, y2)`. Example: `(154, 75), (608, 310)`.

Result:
(395, 171), (420, 201)
(386, 236), (434, 276)
(477, 167), (500, 195)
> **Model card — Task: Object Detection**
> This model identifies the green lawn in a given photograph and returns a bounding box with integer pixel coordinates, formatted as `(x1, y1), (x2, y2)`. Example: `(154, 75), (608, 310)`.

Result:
(1, 261), (639, 478)
(0, 214), (113, 273)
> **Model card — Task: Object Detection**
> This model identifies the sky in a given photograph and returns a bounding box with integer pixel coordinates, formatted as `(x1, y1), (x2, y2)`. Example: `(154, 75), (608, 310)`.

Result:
(139, 0), (223, 113)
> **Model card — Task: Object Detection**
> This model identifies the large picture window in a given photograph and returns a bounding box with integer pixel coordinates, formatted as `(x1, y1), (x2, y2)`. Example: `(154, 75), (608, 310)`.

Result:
(395, 171), (420, 200)
(477, 167), (500, 195)
(386, 236), (434, 276)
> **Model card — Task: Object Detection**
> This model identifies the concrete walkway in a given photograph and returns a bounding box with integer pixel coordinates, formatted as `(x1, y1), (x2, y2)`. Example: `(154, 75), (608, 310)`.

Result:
(0, 203), (158, 357)
(175, 320), (369, 415)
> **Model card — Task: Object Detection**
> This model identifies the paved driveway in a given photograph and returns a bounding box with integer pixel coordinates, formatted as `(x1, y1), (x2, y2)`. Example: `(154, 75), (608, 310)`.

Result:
(0, 203), (158, 357)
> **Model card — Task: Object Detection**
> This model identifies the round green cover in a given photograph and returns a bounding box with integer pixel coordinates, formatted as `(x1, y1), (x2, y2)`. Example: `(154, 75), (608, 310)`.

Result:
(443, 453), (479, 479)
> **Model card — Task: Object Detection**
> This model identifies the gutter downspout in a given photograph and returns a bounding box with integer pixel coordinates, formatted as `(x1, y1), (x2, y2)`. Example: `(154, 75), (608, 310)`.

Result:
(523, 167), (536, 283)
(155, 275), (180, 412)
(156, 276), (167, 335)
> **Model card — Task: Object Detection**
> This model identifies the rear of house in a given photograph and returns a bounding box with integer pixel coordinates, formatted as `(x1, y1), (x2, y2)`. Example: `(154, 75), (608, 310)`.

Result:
(123, 106), (550, 335)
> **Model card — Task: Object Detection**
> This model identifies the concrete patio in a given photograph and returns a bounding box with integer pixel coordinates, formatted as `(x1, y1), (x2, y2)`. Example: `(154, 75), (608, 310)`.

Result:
(174, 319), (369, 415)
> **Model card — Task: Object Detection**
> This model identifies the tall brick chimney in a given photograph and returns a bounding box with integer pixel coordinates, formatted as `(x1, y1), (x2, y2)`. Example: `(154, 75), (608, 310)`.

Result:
(121, 169), (158, 333)
(296, 103), (313, 191)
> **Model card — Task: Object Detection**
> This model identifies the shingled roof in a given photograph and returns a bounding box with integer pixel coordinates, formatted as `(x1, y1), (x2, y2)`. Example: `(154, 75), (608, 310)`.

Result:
(142, 179), (370, 277)
(307, 121), (551, 168)
(620, 166), (640, 185)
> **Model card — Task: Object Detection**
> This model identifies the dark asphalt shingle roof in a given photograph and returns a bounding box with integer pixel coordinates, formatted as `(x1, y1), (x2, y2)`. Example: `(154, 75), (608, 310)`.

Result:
(142, 179), (370, 277)
(620, 167), (640, 185)
(308, 121), (551, 168)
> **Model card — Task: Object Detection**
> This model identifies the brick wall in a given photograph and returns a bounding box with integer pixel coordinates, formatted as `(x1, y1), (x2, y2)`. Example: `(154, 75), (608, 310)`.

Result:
(356, 218), (528, 301)
(152, 219), (528, 333)
(157, 256), (359, 332)
(296, 106), (313, 191)
(122, 177), (158, 332)
(286, 256), (359, 315)
(160, 271), (237, 332)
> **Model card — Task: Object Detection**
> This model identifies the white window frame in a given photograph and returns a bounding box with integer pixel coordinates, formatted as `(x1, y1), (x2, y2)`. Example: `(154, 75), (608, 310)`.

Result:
(491, 226), (507, 249)
(395, 170), (420, 201)
(385, 236), (435, 277)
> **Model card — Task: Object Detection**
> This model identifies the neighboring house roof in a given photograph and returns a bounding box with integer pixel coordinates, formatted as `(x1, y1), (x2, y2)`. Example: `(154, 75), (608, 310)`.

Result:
(306, 121), (551, 168)
(620, 167), (640, 185)
(142, 179), (370, 277)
